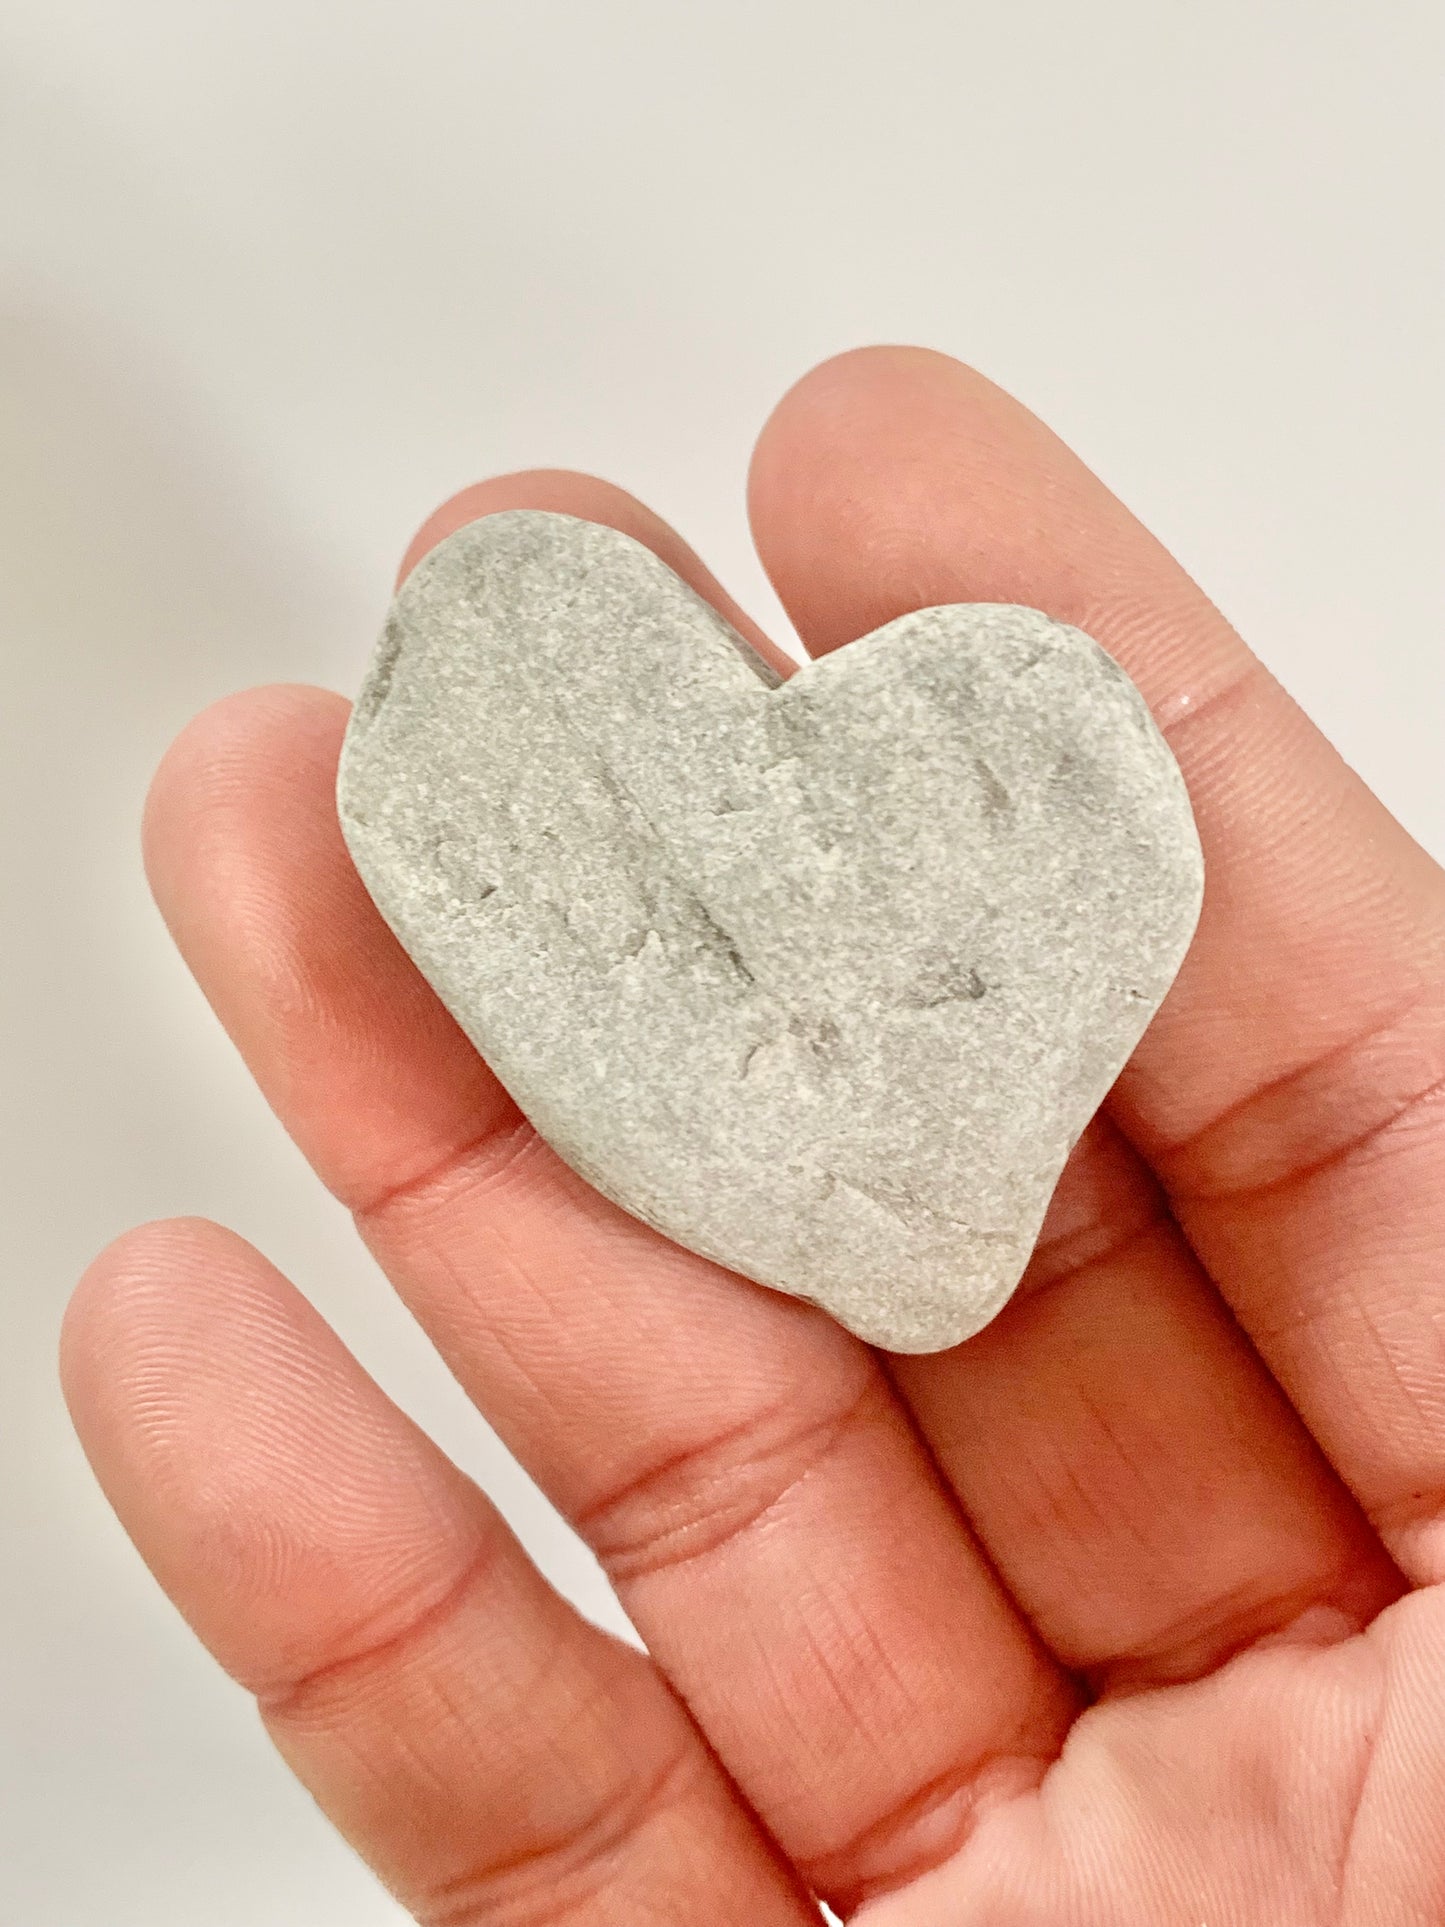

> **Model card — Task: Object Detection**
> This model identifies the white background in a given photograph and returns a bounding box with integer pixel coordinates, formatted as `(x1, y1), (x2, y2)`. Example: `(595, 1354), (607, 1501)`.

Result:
(1, 2), (1440, 1920)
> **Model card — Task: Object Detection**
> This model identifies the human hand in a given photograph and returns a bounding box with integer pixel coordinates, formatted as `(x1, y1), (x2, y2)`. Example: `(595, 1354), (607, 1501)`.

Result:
(62, 347), (1445, 1924)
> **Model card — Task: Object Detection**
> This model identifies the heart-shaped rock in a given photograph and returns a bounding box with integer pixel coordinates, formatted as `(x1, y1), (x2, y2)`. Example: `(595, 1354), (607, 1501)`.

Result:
(338, 510), (1202, 1352)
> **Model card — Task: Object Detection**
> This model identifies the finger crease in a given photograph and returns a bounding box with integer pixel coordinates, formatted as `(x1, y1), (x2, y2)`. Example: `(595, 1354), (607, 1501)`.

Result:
(414, 1736), (702, 1927)
(1018, 1197), (1173, 1301)
(1168, 1063), (1445, 1210)
(1143, 987), (1445, 1201)
(1087, 1566), (1385, 1698)
(255, 1536), (502, 1721)
(797, 1745), (1054, 1914)
(1152, 655), (1266, 756)
(574, 1373), (883, 1585)
(350, 1111), (538, 1224)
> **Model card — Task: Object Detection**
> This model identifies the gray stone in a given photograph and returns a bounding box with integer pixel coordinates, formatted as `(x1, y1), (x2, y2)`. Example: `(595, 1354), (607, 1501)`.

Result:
(337, 510), (1203, 1352)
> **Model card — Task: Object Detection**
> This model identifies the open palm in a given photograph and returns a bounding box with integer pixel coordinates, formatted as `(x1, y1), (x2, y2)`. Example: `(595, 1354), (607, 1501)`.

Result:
(63, 348), (1445, 1925)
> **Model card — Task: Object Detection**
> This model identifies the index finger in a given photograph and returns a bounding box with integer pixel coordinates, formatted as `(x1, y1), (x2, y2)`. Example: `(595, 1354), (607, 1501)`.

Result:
(748, 346), (1445, 1583)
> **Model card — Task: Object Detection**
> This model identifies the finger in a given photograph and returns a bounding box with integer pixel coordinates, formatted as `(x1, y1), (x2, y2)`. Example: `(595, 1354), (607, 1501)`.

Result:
(61, 1219), (814, 1927)
(748, 349), (1432, 1609)
(143, 481), (1076, 1913)
(896, 1120), (1400, 1694)
(398, 471), (796, 678)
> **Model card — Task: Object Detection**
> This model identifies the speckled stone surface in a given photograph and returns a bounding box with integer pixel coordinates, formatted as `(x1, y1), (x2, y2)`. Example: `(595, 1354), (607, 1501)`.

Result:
(337, 510), (1203, 1352)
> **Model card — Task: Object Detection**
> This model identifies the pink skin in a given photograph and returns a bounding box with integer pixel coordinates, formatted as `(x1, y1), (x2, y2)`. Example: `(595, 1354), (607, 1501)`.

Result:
(61, 346), (1445, 1924)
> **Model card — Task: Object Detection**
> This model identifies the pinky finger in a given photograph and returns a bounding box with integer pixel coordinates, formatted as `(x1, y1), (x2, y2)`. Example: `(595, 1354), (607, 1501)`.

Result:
(60, 1219), (814, 1927)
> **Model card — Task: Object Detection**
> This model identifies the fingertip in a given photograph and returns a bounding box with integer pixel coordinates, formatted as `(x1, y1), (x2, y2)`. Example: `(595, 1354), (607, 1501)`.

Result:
(746, 344), (1100, 655)
(747, 344), (1003, 511)
(60, 1216), (257, 1461)
(398, 468), (662, 584)
(751, 342), (980, 445)
(141, 685), (349, 908)
(397, 469), (792, 671)
(59, 1216), (505, 1703)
